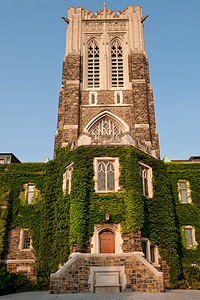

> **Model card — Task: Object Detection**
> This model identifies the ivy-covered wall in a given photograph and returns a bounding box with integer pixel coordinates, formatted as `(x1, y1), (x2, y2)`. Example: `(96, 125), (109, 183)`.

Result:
(166, 163), (200, 288)
(0, 146), (199, 289)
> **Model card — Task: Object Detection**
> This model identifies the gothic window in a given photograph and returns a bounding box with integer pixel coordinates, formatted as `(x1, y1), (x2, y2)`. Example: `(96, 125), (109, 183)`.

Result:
(139, 163), (153, 198)
(87, 40), (100, 88)
(98, 161), (115, 191)
(111, 40), (124, 87)
(94, 157), (119, 192)
(178, 180), (191, 203)
(63, 164), (73, 194)
(26, 184), (35, 204)
(182, 226), (197, 248)
(89, 118), (122, 141)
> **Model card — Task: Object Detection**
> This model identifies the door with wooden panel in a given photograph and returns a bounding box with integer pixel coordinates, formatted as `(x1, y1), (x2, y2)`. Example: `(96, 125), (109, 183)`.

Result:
(100, 230), (115, 253)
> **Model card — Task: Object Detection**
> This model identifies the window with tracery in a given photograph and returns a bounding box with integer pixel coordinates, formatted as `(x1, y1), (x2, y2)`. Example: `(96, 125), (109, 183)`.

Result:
(88, 40), (100, 88)
(94, 157), (119, 193)
(98, 161), (115, 191)
(89, 118), (122, 141)
(111, 40), (124, 87)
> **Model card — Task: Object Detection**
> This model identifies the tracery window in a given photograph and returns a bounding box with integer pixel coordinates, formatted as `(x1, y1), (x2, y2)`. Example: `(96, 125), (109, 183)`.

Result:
(98, 161), (115, 191)
(94, 157), (120, 193)
(87, 40), (100, 88)
(139, 162), (153, 198)
(111, 40), (124, 87)
(89, 118), (122, 141)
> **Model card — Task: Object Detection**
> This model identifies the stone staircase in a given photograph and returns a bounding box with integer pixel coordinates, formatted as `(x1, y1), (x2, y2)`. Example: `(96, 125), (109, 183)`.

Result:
(49, 252), (165, 294)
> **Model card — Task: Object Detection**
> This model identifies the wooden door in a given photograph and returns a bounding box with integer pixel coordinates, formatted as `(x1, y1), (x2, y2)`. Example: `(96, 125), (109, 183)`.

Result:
(100, 231), (115, 253)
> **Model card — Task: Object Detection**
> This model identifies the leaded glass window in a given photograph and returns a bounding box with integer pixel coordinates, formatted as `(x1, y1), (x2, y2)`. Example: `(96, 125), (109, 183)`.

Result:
(88, 40), (100, 88)
(89, 118), (122, 141)
(98, 161), (115, 191)
(111, 40), (124, 87)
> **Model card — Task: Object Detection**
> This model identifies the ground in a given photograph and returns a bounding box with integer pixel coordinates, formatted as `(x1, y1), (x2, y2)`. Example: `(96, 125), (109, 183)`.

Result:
(1, 290), (200, 300)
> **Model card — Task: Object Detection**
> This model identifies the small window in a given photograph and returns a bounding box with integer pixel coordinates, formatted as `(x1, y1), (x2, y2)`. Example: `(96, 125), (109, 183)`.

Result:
(114, 91), (123, 104)
(89, 92), (98, 105)
(183, 226), (197, 248)
(142, 238), (159, 265)
(178, 180), (192, 203)
(139, 162), (153, 198)
(94, 157), (120, 193)
(27, 185), (35, 204)
(63, 163), (73, 194)
(23, 231), (31, 249)
(19, 229), (31, 251)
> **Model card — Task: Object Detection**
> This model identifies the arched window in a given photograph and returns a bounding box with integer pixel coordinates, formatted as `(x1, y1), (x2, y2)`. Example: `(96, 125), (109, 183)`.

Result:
(111, 40), (124, 87)
(98, 161), (115, 191)
(89, 117), (122, 141)
(87, 40), (100, 88)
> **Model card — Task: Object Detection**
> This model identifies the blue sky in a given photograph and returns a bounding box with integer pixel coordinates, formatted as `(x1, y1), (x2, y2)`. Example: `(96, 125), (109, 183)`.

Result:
(0, 0), (200, 162)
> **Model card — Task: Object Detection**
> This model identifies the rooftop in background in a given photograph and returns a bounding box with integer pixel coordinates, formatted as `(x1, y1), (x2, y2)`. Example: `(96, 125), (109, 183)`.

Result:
(0, 153), (21, 164)
(171, 156), (200, 163)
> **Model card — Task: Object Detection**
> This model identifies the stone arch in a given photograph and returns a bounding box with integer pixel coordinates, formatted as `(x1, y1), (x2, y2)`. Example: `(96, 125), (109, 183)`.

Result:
(84, 110), (129, 144)
(90, 224), (123, 254)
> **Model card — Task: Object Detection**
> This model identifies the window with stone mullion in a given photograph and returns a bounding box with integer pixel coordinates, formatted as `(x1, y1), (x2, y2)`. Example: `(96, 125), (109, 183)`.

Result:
(88, 40), (100, 88)
(111, 40), (124, 88)
(98, 161), (115, 191)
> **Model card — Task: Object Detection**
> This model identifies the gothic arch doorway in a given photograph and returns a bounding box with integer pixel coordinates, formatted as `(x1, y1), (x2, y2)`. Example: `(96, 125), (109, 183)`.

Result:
(99, 230), (115, 253)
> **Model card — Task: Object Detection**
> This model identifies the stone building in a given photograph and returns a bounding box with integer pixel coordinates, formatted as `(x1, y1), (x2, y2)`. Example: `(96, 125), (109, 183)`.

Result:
(51, 4), (164, 293)
(1, 3), (200, 295)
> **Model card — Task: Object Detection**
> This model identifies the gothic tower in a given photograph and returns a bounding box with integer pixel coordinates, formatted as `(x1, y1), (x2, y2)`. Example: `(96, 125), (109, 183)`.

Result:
(54, 4), (160, 159)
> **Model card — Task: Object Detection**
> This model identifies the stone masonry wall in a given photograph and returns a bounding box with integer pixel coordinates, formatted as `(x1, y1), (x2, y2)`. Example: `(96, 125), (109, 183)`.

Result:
(54, 55), (81, 152)
(121, 230), (142, 253)
(49, 253), (165, 294)
(3, 228), (36, 281)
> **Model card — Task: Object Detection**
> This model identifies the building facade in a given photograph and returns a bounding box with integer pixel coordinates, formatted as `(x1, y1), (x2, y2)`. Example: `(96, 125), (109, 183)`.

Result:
(0, 4), (200, 295)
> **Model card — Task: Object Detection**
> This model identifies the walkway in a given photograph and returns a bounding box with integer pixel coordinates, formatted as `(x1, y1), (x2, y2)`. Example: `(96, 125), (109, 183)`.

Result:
(1, 290), (200, 300)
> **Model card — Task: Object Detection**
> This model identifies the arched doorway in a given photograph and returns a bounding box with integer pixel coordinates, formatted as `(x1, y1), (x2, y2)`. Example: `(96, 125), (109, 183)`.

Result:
(100, 230), (115, 253)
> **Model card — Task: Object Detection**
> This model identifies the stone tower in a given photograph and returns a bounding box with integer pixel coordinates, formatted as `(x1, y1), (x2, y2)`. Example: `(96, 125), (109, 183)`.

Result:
(54, 4), (160, 159)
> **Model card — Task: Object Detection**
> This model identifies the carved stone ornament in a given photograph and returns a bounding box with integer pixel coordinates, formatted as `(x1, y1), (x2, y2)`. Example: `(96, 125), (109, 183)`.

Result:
(84, 22), (104, 32)
(106, 22), (127, 31)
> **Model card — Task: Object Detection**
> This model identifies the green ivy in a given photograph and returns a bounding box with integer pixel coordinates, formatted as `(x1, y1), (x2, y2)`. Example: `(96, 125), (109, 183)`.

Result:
(1, 147), (199, 289)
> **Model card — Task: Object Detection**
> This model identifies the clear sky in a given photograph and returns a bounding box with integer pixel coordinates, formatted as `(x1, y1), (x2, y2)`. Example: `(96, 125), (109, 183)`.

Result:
(0, 0), (200, 162)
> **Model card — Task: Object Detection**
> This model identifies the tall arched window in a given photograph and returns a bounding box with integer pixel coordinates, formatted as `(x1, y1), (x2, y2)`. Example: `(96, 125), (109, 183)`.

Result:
(98, 161), (115, 191)
(111, 40), (124, 87)
(87, 40), (100, 88)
